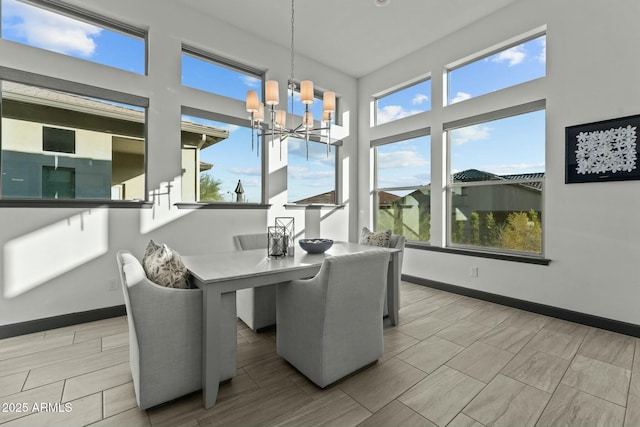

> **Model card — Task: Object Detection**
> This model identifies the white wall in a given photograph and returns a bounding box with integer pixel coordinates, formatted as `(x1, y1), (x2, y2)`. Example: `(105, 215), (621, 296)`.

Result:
(358, 0), (640, 325)
(0, 0), (357, 326)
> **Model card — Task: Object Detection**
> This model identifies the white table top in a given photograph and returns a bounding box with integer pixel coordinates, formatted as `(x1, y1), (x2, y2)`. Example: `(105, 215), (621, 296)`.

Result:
(182, 241), (398, 286)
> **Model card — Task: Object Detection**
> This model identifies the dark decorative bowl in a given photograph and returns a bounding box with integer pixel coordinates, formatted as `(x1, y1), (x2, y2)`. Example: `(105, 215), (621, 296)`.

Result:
(299, 239), (334, 254)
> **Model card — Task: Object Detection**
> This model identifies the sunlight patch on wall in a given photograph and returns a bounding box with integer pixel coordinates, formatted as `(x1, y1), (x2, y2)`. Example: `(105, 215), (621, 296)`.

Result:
(4, 209), (108, 298)
(140, 179), (191, 234)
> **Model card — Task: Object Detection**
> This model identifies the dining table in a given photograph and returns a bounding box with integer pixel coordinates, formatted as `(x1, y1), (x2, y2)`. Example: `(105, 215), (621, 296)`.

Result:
(182, 241), (401, 409)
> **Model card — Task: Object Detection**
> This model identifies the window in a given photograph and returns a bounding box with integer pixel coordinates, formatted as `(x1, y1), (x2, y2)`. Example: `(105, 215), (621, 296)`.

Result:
(374, 78), (431, 126)
(374, 133), (431, 241)
(447, 108), (545, 254)
(1, 0), (146, 74)
(43, 127), (75, 153)
(447, 34), (546, 105)
(180, 113), (262, 203)
(1, 80), (147, 200)
(181, 46), (263, 102)
(287, 139), (336, 204)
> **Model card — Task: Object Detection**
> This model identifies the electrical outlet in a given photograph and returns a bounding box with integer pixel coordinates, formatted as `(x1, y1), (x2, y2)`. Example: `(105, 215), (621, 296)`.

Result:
(106, 278), (119, 291)
(469, 266), (479, 277)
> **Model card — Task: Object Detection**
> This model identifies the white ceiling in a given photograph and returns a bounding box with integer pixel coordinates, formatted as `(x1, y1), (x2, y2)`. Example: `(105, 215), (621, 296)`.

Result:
(178, 0), (520, 78)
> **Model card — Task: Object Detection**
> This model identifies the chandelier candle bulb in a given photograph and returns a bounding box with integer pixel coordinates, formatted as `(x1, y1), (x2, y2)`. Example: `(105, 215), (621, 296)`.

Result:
(265, 80), (279, 105)
(255, 103), (265, 122)
(246, 90), (259, 112)
(304, 111), (314, 128)
(323, 91), (335, 113)
(300, 80), (314, 104)
(276, 110), (287, 128)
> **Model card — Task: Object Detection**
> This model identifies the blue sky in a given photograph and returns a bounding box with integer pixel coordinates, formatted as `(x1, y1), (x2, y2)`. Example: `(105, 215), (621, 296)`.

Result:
(2, 0), (546, 200)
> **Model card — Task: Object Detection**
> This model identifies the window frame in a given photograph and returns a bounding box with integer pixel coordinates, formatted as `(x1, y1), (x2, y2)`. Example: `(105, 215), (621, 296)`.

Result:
(0, 67), (150, 206)
(180, 105), (267, 205)
(1, 0), (148, 75)
(286, 137), (340, 206)
(445, 101), (546, 256)
(372, 127), (431, 242)
(181, 44), (265, 102)
(445, 27), (546, 106)
(372, 75), (431, 127)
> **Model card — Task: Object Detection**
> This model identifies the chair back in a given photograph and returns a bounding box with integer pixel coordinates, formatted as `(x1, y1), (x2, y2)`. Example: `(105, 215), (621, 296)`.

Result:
(320, 250), (390, 335)
(389, 233), (405, 274)
(233, 233), (268, 251)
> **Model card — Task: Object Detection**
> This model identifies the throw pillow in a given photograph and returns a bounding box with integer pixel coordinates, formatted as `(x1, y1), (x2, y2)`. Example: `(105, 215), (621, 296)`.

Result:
(359, 227), (392, 247)
(142, 240), (190, 289)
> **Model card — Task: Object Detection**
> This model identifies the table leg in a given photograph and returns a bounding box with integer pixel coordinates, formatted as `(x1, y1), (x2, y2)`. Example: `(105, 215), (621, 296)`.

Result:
(202, 286), (221, 409)
(387, 252), (400, 326)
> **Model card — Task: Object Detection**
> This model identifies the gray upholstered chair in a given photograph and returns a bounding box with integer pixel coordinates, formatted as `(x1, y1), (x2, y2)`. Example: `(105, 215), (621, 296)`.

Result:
(117, 251), (236, 409)
(385, 233), (406, 316)
(233, 233), (277, 331)
(276, 250), (390, 388)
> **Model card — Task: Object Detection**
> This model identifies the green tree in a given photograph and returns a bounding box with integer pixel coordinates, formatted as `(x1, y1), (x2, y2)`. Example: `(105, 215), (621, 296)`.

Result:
(199, 173), (224, 201)
(419, 211), (431, 242)
(482, 212), (502, 247)
(470, 212), (480, 245)
(452, 220), (465, 243)
(500, 210), (542, 253)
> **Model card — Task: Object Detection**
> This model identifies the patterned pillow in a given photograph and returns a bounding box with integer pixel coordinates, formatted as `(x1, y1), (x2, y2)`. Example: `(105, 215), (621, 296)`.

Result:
(142, 240), (190, 289)
(359, 227), (392, 247)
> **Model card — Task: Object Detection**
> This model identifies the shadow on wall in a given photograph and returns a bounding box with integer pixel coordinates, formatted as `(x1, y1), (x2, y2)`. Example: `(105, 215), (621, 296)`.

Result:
(2, 177), (194, 299)
(3, 209), (109, 298)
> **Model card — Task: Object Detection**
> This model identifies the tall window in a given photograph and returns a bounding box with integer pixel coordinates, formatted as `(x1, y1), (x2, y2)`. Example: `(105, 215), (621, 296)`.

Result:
(287, 139), (336, 204)
(374, 78), (431, 126)
(181, 46), (263, 102)
(447, 34), (546, 105)
(374, 133), (431, 241)
(447, 108), (545, 254)
(1, 81), (147, 200)
(180, 113), (262, 203)
(1, 0), (146, 74)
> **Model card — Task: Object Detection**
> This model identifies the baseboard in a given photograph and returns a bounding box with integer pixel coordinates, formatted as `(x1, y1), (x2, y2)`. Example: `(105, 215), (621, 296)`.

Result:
(402, 274), (640, 338)
(0, 305), (126, 339)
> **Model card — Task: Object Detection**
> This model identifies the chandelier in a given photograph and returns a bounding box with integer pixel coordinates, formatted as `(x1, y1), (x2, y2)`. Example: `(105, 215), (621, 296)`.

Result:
(245, 0), (336, 159)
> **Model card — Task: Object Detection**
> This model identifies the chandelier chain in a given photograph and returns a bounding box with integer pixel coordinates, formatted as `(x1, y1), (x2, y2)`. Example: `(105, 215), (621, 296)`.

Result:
(289, 0), (295, 122)
(290, 0), (295, 84)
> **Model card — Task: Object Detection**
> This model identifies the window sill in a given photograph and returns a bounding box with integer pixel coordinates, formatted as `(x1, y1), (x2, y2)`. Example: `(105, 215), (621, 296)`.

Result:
(175, 202), (271, 210)
(405, 242), (551, 265)
(0, 199), (152, 208)
(284, 203), (345, 210)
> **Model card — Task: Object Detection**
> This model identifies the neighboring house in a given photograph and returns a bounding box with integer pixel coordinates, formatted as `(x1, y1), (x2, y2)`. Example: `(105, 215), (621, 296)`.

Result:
(293, 190), (337, 205)
(1, 82), (227, 201)
(377, 169), (544, 240)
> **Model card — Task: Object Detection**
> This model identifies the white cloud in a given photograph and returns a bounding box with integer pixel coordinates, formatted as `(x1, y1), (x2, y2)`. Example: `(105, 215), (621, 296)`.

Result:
(378, 174), (431, 188)
(287, 138), (335, 162)
(492, 45), (526, 67)
(482, 162), (545, 174)
(538, 38), (547, 64)
(228, 167), (261, 176)
(377, 151), (428, 169)
(3, 0), (102, 57)
(412, 94), (428, 105)
(450, 92), (472, 104)
(377, 105), (423, 125)
(450, 124), (492, 145)
(241, 75), (260, 88)
(287, 166), (333, 182)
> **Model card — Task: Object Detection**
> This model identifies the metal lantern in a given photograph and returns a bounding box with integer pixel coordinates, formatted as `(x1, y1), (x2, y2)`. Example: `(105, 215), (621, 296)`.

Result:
(267, 226), (286, 258)
(275, 217), (295, 257)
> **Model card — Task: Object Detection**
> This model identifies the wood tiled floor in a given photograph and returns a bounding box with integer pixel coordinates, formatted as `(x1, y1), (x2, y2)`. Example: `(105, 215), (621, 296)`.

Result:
(1, 282), (639, 427)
